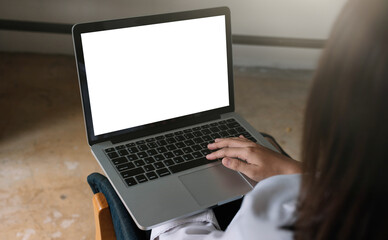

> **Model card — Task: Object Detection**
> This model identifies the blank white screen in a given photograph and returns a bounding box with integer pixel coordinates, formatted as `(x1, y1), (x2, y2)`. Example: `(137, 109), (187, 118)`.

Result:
(81, 15), (230, 136)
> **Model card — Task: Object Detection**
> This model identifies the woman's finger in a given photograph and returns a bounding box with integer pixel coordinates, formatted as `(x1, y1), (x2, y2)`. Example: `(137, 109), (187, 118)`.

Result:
(221, 157), (258, 180)
(208, 137), (255, 150)
(206, 147), (253, 162)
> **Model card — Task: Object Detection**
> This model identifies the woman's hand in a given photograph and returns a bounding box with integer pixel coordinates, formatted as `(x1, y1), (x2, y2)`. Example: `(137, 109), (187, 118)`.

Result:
(206, 136), (301, 182)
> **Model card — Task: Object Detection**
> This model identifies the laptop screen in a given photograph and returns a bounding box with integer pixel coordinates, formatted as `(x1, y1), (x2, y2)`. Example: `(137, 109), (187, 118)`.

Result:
(73, 7), (234, 144)
(80, 15), (230, 136)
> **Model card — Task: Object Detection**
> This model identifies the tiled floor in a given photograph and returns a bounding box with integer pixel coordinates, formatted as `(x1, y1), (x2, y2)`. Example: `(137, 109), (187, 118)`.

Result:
(0, 52), (312, 240)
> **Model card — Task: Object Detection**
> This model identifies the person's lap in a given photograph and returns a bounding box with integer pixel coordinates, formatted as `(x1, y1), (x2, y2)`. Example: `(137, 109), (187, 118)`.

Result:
(87, 133), (289, 240)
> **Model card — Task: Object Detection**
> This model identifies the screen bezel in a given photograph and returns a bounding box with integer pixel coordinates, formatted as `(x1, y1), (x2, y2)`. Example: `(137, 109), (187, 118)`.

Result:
(72, 7), (235, 145)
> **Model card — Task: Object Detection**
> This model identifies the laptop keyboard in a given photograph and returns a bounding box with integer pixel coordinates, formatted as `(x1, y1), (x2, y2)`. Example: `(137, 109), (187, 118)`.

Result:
(104, 118), (256, 187)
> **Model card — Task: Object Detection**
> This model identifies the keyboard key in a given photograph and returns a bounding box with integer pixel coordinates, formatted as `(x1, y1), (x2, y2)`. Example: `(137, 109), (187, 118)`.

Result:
(174, 131), (183, 135)
(121, 167), (145, 179)
(175, 135), (185, 141)
(193, 127), (201, 131)
(201, 149), (211, 155)
(154, 162), (165, 169)
(201, 129), (211, 135)
(107, 152), (119, 159)
(134, 160), (145, 167)
(157, 140), (167, 146)
(193, 137), (204, 144)
(144, 164), (155, 172)
(138, 144), (148, 151)
(115, 145), (125, 150)
(241, 131), (252, 138)
(155, 135), (165, 140)
(144, 157), (155, 164)
(192, 144), (201, 151)
(164, 159), (174, 166)
(157, 147), (167, 153)
(192, 151), (203, 159)
(163, 152), (174, 159)
(193, 131), (203, 137)
(219, 125), (228, 130)
(128, 147), (139, 154)
(146, 172), (158, 180)
(169, 158), (210, 174)
(117, 162), (135, 172)
(137, 152), (148, 158)
(184, 140), (195, 146)
(210, 133), (221, 139)
(154, 154), (165, 161)
(156, 168), (171, 177)
(183, 129), (192, 133)
(183, 154), (194, 161)
(105, 147), (115, 153)
(173, 157), (184, 164)
(147, 142), (158, 148)
(200, 143), (208, 149)
(235, 127), (245, 132)
(166, 133), (174, 138)
(127, 154), (138, 161)
(166, 144), (177, 151)
(125, 177), (137, 187)
(202, 135), (212, 142)
(147, 149), (158, 156)
(146, 137), (155, 142)
(118, 149), (129, 156)
(184, 133), (194, 139)
(136, 174), (148, 183)
(210, 127), (220, 133)
(227, 129), (237, 135)
(125, 143), (135, 147)
(166, 138), (176, 144)
(136, 140), (145, 145)
(111, 157), (127, 165)
(173, 149), (184, 156)
(182, 147), (193, 154)
(227, 122), (240, 128)
(175, 142), (186, 148)
(219, 131), (229, 137)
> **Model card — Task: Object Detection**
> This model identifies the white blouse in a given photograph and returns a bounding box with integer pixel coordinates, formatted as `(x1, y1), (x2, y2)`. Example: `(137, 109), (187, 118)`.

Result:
(151, 174), (301, 240)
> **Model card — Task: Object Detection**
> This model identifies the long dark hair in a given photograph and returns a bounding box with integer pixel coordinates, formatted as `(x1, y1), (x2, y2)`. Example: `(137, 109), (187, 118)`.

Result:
(295, 0), (388, 239)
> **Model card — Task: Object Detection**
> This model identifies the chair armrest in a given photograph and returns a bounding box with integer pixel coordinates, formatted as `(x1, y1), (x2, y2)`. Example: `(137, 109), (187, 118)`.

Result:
(93, 192), (116, 240)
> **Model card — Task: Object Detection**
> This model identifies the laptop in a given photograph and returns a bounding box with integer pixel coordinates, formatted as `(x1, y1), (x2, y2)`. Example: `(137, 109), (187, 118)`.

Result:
(72, 7), (277, 230)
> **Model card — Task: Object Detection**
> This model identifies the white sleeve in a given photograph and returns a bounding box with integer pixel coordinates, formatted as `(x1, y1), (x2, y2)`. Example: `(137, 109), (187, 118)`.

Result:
(150, 174), (301, 240)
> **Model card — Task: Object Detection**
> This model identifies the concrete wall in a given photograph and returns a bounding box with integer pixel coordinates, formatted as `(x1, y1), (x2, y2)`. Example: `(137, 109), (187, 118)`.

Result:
(0, 0), (347, 69)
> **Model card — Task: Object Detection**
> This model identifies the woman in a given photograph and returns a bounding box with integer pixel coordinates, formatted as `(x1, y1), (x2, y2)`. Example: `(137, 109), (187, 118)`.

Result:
(151, 0), (388, 239)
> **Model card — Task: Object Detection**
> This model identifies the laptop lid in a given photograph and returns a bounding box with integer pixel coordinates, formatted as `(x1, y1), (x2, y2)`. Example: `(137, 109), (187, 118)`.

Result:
(72, 7), (235, 146)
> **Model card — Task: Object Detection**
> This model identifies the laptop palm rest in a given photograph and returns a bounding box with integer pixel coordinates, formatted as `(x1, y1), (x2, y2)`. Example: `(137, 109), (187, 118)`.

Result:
(178, 164), (251, 206)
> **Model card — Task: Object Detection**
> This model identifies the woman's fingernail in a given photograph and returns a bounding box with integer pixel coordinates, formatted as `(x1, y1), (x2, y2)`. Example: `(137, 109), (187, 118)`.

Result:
(223, 158), (230, 166)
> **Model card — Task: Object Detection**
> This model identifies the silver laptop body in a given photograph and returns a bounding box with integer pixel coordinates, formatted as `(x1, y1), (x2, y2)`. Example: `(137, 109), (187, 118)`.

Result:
(72, 7), (276, 230)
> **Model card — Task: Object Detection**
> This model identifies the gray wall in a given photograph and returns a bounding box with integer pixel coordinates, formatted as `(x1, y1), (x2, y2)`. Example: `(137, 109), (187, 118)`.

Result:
(0, 0), (347, 69)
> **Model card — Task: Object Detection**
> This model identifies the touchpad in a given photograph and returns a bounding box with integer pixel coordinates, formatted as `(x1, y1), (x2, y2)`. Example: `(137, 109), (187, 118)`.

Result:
(179, 164), (251, 206)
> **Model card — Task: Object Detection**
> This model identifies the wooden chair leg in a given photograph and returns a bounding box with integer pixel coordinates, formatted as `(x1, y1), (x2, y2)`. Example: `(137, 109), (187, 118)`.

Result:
(93, 192), (116, 240)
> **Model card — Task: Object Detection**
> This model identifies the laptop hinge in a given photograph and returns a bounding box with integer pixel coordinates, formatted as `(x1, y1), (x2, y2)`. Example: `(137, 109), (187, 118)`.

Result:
(111, 114), (221, 144)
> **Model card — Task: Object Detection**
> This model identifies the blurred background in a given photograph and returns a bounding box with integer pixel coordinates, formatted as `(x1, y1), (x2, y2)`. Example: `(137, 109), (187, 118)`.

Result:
(1, 0), (347, 68)
(0, 0), (346, 239)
